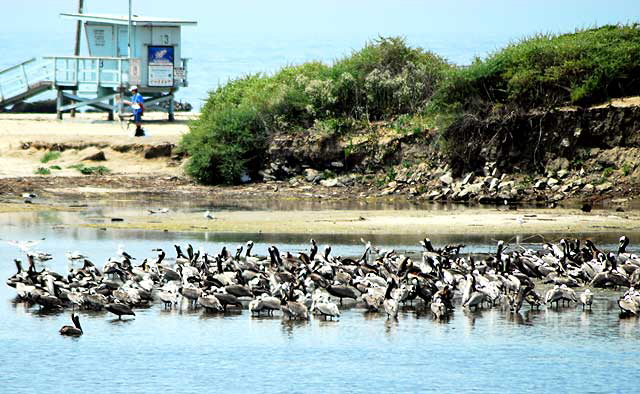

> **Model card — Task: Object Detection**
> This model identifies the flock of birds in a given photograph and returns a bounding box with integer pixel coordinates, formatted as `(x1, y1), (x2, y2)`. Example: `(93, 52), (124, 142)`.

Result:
(5, 235), (640, 337)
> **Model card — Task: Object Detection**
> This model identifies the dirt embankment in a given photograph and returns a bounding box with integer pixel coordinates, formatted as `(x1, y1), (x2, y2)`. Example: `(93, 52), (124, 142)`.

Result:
(260, 104), (640, 206)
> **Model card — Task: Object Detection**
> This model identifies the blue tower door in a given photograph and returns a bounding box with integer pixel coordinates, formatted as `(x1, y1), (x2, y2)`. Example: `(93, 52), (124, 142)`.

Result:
(117, 26), (130, 57)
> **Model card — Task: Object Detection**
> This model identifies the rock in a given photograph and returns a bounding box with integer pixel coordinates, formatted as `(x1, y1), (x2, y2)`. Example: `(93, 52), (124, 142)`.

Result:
(426, 190), (441, 200)
(556, 170), (569, 179)
(144, 143), (173, 159)
(82, 150), (106, 161)
(320, 178), (340, 187)
(462, 172), (474, 185)
(534, 179), (547, 190)
(488, 177), (500, 191)
(304, 168), (321, 183)
(547, 178), (559, 186)
(456, 188), (471, 200)
(596, 182), (613, 193)
(330, 161), (344, 168)
(546, 158), (570, 173)
(259, 170), (276, 181)
(439, 172), (453, 185)
(466, 183), (483, 194)
(582, 184), (595, 193)
(498, 181), (514, 191)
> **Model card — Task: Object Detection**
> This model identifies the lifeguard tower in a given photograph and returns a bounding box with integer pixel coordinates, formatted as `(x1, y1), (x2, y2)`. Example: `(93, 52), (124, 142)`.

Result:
(0, 8), (196, 121)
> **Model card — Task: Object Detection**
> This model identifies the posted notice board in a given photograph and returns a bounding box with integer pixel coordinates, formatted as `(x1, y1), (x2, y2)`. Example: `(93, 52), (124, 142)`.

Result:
(148, 46), (174, 87)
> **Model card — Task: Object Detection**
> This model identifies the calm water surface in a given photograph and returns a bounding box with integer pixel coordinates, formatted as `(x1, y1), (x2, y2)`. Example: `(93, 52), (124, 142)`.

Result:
(1, 208), (639, 393)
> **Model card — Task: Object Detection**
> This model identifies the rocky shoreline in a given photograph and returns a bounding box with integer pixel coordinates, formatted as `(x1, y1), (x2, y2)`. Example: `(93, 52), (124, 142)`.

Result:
(1, 105), (638, 209)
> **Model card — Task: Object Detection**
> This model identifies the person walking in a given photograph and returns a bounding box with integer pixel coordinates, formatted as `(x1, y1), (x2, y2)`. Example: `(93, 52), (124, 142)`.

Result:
(123, 86), (145, 136)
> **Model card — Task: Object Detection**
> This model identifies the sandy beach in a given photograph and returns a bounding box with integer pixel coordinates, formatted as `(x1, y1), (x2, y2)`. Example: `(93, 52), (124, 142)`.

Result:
(0, 112), (195, 178)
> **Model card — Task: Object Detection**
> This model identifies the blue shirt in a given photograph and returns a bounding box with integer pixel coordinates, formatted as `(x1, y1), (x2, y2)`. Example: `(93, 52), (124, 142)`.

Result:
(131, 93), (144, 115)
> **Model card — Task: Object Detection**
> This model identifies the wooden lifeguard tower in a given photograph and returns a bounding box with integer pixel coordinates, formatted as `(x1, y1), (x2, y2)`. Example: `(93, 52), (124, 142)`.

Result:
(0, 6), (196, 121)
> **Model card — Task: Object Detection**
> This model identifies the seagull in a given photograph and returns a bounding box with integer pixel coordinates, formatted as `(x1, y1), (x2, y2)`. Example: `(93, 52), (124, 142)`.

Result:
(7, 238), (45, 252)
(22, 193), (37, 204)
(66, 251), (87, 261)
(204, 210), (215, 220)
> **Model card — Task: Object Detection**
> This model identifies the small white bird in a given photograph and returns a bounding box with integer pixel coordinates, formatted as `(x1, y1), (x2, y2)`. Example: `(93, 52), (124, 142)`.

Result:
(22, 193), (37, 203)
(204, 210), (215, 220)
(7, 238), (44, 252)
(148, 208), (170, 214)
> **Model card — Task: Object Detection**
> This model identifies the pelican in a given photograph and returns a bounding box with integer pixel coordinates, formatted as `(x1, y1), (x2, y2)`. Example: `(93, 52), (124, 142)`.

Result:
(311, 297), (340, 320)
(105, 303), (136, 320)
(60, 314), (83, 337)
(198, 294), (224, 312)
(430, 297), (446, 320)
(383, 279), (399, 320)
(580, 289), (594, 310)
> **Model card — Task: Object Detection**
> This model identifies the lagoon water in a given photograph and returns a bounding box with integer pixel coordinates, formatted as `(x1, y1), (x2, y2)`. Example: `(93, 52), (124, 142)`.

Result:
(1, 205), (639, 393)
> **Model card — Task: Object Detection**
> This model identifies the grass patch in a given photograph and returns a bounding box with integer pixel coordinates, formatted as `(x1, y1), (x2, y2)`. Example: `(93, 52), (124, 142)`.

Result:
(34, 167), (51, 175)
(67, 163), (110, 175)
(40, 151), (61, 163)
(49, 165), (62, 170)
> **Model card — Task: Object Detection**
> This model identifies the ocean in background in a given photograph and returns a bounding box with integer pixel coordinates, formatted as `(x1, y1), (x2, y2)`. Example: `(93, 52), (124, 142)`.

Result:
(0, 30), (507, 110)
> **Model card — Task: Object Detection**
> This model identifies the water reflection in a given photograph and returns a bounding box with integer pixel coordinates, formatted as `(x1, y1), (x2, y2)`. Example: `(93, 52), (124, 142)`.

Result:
(280, 319), (308, 337)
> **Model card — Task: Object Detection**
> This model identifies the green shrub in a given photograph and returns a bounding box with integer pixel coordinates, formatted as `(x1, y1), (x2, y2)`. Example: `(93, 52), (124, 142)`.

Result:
(432, 24), (640, 116)
(181, 37), (450, 184)
(49, 165), (62, 170)
(40, 151), (61, 163)
(34, 167), (50, 175)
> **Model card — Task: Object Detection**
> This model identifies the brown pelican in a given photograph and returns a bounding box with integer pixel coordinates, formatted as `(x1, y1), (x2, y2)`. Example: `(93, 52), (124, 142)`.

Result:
(430, 297), (446, 320)
(545, 285), (563, 308)
(248, 298), (264, 316)
(281, 297), (309, 320)
(198, 294), (224, 312)
(618, 294), (639, 316)
(383, 279), (399, 320)
(326, 284), (359, 305)
(580, 289), (594, 310)
(105, 303), (136, 320)
(311, 297), (340, 320)
(60, 314), (83, 337)
(212, 293), (243, 311)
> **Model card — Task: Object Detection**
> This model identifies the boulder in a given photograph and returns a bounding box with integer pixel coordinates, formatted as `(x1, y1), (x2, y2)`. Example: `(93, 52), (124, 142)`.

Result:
(462, 172), (474, 185)
(534, 179), (547, 190)
(320, 178), (341, 187)
(144, 143), (173, 159)
(439, 172), (453, 185)
(82, 150), (106, 161)
(596, 182), (613, 193)
(304, 168), (321, 183)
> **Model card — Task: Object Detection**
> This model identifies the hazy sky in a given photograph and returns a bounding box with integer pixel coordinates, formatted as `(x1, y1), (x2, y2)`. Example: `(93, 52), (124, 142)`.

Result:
(3, 0), (639, 38)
